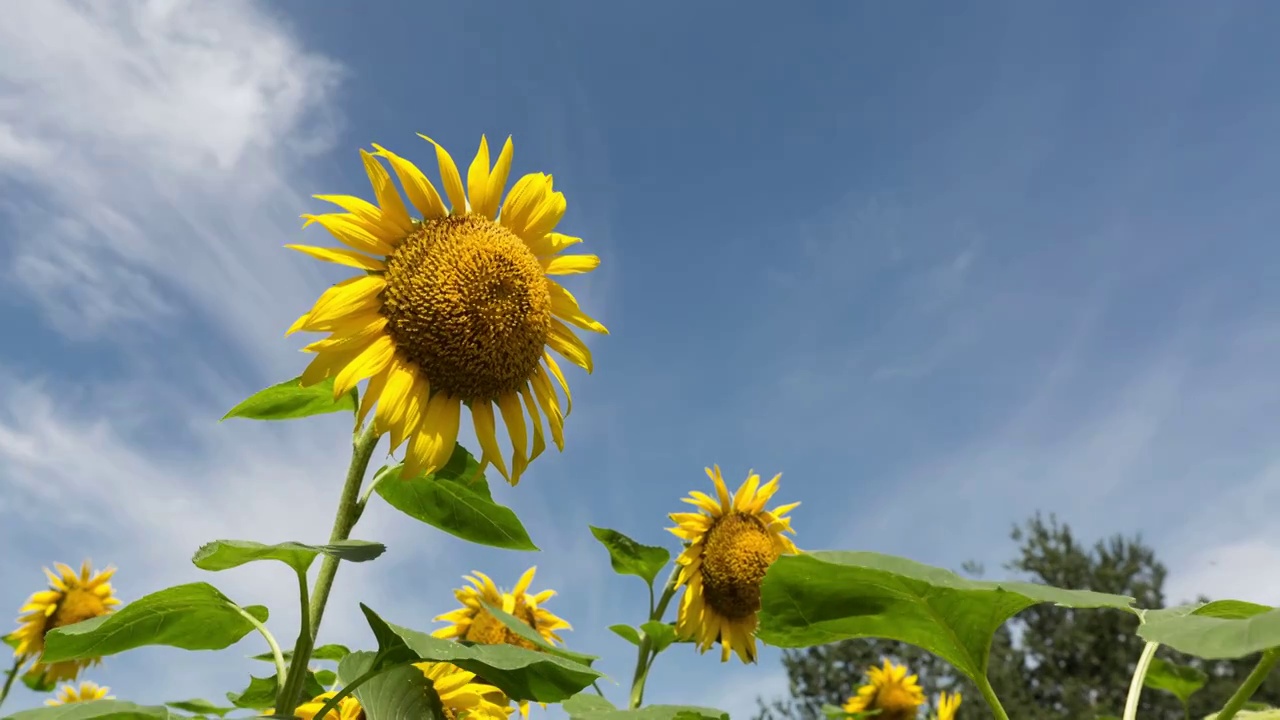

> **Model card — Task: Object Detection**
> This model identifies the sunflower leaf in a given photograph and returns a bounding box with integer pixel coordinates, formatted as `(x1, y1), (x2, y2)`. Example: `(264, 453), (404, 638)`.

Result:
(192, 539), (385, 574)
(163, 699), (235, 717)
(19, 668), (58, 692)
(250, 643), (352, 664)
(639, 621), (678, 654)
(42, 582), (269, 663)
(1143, 657), (1207, 705)
(609, 624), (641, 646)
(359, 603), (603, 703)
(589, 526), (670, 587)
(561, 693), (729, 719)
(226, 671), (325, 709)
(756, 551), (1136, 684)
(5, 701), (182, 720)
(338, 650), (447, 720)
(1138, 600), (1280, 659)
(221, 376), (357, 422)
(478, 599), (597, 666)
(374, 448), (538, 551)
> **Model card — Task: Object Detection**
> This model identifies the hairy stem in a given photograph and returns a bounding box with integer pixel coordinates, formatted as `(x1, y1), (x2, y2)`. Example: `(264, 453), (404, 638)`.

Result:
(628, 566), (681, 710)
(1215, 648), (1280, 720)
(1123, 641), (1160, 720)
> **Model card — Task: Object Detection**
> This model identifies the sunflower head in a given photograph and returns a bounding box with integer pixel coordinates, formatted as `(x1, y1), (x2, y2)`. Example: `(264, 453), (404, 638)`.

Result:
(44, 680), (112, 706)
(416, 661), (514, 720)
(667, 465), (800, 663)
(12, 561), (120, 684)
(295, 691), (365, 720)
(289, 134), (607, 486)
(842, 659), (926, 720)
(432, 566), (570, 649)
(935, 691), (962, 720)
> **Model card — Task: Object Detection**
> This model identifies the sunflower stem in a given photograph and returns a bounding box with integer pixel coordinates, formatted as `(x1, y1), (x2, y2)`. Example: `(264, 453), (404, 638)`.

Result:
(975, 674), (1011, 720)
(628, 565), (681, 709)
(0, 656), (21, 711)
(233, 603), (287, 688)
(1214, 648), (1280, 720)
(274, 569), (314, 716)
(311, 665), (380, 720)
(1122, 641), (1160, 720)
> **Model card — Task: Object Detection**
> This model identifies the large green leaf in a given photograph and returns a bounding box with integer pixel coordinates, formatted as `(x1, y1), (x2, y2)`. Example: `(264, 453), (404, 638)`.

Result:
(1143, 657), (1207, 705)
(43, 583), (268, 662)
(374, 448), (537, 551)
(6, 702), (178, 720)
(589, 527), (670, 586)
(639, 621), (678, 654)
(250, 643), (353, 664)
(226, 672), (325, 709)
(757, 551), (1136, 683)
(478, 599), (597, 666)
(1138, 600), (1280, 659)
(222, 376), (356, 421)
(561, 693), (728, 720)
(338, 650), (447, 720)
(609, 625), (641, 647)
(163, 699), (234, 718)
(359, 604), (602, 703)
(192, 539), (385, 574)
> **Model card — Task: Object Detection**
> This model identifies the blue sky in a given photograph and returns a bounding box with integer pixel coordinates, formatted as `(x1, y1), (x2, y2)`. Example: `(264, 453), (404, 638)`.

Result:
(3, 1), (1280, 717)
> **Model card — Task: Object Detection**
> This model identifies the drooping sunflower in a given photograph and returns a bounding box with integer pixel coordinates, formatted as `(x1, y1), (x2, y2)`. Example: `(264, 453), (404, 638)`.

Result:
(668, 466), (799, 663)
(295, 691), (365, 720)
(287, 134), (606, 485)
(842, 659), (926, 720)
(44, 681), (113, 706)
(935, 691), (962, 720)
(416, 661), (514, 720)
(11, 561), (121, 683)
(433, 566), (571, 648)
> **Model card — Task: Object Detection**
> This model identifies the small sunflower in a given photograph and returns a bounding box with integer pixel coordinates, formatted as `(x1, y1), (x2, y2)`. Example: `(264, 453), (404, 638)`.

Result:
(11, 561), (121, 683)
(433, 566), (571, 648)
(44, 680), (113, 706)
(288, 134), (606, 485)
(668, 466), (799, 663)
(416, 661), (514, 720)
(935, 691), (962, 720)
(295, 692), (365, 720)
(842, 659), (926, 720)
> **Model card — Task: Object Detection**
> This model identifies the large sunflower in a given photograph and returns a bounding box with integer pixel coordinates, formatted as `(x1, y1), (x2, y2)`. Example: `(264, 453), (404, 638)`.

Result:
(416, 661), (514, 720)
(935, 691), (962, 720)
(44, 681), (113, 706)
(288, 134), (606, 485)
(11, 561), (120, 683)
(295, 692), (365, 720)
(842, 659), (926, 720)
(433, 566), (570, 648)
(667, 466), (799, 663)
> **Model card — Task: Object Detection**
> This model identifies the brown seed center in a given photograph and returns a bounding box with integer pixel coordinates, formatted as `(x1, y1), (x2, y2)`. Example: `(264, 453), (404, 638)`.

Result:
(699, 512), (778, 620)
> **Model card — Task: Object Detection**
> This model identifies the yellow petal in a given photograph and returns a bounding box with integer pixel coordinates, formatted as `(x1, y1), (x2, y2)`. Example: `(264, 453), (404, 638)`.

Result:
(471, 401), (511, 483)
(371, 143), (448, 220)
(518, 383), (546, 463)
(301, 213), (396, 256)
(421, 393), (463, 475)
(311, 194), (403, 239)
(525, 232), (583, 257)
(334, 333), (396, 398)
(548, 281), (607, 334)
(418, 134), (468, 214)
(547, 319), (593, 373)
(285, 244), (385, 271)
(500, 173), (549, 234)
(484, 136), (514, 220)
(513, 566), (537, 596)
(374, 357), (418, 450)
(358, 361), (392, 428)
(541, 352), (574, 416)
(541, 254), (600, 275)
(496, 391), (529, 485)
(733, 473), (761, 512)
(302, 274), (386, 328)
(466, 136), (495, 219)
(361, 149), (414, 234)
(529, 365), (564, 451)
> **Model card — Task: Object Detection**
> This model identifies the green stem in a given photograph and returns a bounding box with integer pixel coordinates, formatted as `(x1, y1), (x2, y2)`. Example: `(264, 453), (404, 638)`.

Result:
(1123, 641), (1160, 720)
(975, 675), (1012, 720)
(233, 606), (287, 682)
(628, 566), (681, 710)
(311, 666), (380, 720)
(1215, 648), (1280, 720)
(0, 656), (21, 711)
(274, 569), (314, 716)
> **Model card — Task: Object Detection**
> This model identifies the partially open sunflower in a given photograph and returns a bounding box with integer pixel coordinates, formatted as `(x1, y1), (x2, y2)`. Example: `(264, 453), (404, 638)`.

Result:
(44, 681), (113, 706)
(288, 134), (606, 484)
(11, 561), (120, 683)
(842, 659), (926, 720)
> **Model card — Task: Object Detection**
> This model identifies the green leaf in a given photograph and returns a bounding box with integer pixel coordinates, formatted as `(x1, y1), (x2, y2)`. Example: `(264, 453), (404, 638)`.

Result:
(226, 672), (325, 709)
(163, 699), (234, 718)
(478, 599), (597, 666)
(250, 642), (352, 664)
(756, 551), (1136, 684)
(222, 376), (357, 422)
(6, 701), (180, 720)
(43, 583), (269, 663)
(589, 527), (670, 587)
(193, 539), (385, 574)
(639, 621), (678, 654)
(1139, 600), (1280, 659)
(609, 625), (641, 646)
(339, 650), (447, 720)
(359, 604), (603, 703)
(20, 668), (58, 692)
(314, 668), (337, 687)
(561, 693), (729, 719)
(1143, 657), (1207, 705)
(374, 449), (538, 551)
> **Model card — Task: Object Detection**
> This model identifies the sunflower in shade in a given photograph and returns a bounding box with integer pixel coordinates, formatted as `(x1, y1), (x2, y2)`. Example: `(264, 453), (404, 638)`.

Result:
(11, 561), (121, 684)
(44, 681), (112, 705)
(433, 566), (570, 648)
(842, 659), (926, 720)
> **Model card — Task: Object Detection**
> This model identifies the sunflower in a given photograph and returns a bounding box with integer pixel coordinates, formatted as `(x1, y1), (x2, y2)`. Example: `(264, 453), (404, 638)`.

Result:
(433, 566), (570, 648)
(667, 466), (799, 663)
(416, 661), (514, 720)
(44, 681), (113, 706)
(935, 691), (962, 720)
(842, 659), (926, 720)
(287, 134), (606, 485)
(295, 692), (365, 720)
(11, 561), (120, 683)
